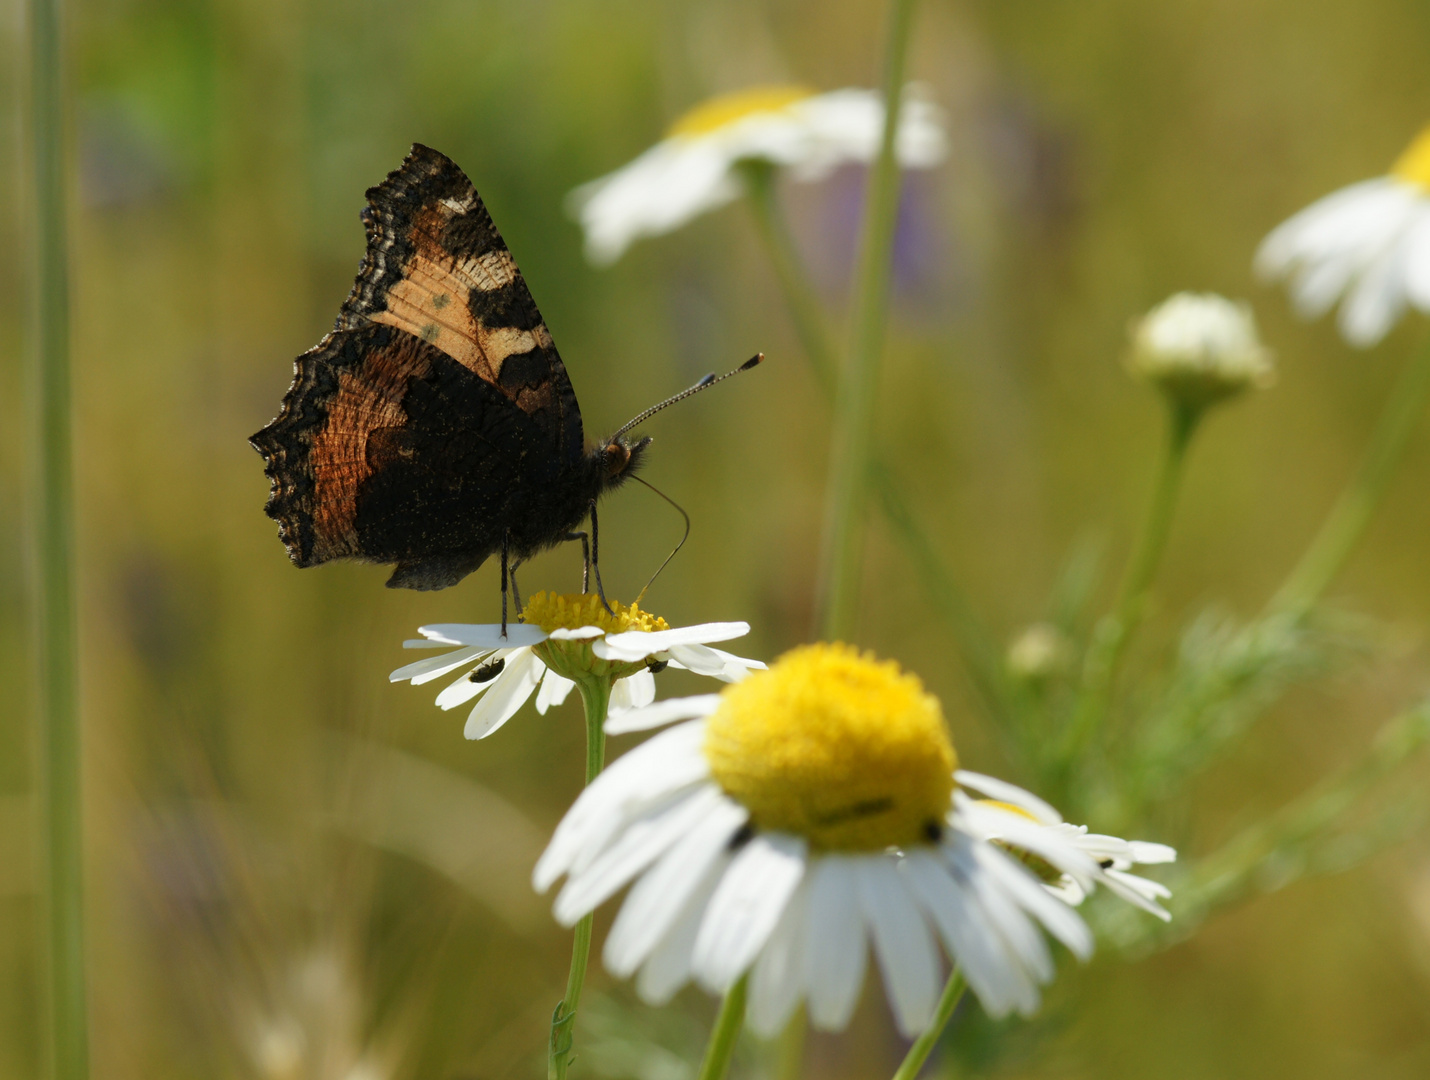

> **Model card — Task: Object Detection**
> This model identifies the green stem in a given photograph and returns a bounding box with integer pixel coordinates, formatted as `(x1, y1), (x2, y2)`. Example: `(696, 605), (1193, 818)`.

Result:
(548, 677), (612, 1080)
(774, 1004), (806, 1080)
(740, 161), (839, 392)
(741, 167), (1017, 729)
(1270, 334), (1430, 616)
(816, 0), (920, 641)
(696, 975), (748, 1080)
(890, 968), (966, 1080)
(1061, 400), (1200, 762)
(28, 0), (86, 1078)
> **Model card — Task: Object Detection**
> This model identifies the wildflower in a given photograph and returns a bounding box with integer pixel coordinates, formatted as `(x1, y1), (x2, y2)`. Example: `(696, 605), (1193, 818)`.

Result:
(1127, 293), (1274, 410)
(1256, 125), (1430, 347)
(389, 592), (763, 740)
(534, 644), (1175, 1037)
(569, 85), (946, 265)
(954, 771), (1176, 920)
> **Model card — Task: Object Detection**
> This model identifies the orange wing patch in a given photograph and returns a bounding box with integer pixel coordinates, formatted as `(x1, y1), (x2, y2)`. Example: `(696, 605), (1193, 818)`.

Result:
(307, 334), (434, 560)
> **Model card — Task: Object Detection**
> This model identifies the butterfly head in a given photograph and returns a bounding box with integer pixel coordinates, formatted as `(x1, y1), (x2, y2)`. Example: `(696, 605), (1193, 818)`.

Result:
(594, 434), (652, 490)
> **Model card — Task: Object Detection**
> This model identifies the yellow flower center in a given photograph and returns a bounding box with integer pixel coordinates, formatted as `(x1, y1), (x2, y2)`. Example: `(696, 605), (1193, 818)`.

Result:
(521, 591), (669, 635)
(703, 643), (956, 852)
(523, 592), (669, 685)
(1390, 124), (1430, 189)
(667, 85), (815, 138)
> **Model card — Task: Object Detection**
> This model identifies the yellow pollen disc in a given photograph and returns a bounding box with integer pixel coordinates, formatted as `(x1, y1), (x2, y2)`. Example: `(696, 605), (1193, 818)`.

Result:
(1390, 124), (1430, 189)
(667, 85), (815, 138)
(521, 591), (668, 636)
(703, 643), (956, 852)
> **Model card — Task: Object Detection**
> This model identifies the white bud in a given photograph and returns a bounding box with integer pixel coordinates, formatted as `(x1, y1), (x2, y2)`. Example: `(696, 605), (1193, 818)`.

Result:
(1006, 623), (1073, 681)
(1128, 293), (1274, 409)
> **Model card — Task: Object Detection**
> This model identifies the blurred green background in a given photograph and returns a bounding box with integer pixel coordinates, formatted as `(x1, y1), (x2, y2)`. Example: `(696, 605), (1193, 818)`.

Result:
(6, 0), (1430, 1076)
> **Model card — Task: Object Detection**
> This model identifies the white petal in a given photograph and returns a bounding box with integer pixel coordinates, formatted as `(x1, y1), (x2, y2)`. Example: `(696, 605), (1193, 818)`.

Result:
(415, 623), (547, 648)
(693, 833), (807, 993)
(605, 694), (723, 735)
(1401, 209), (1430, 308)
(903, 849), (1035, 1019)
(1339, 237), (1409, 347)
(858, 858), (941, 1037)
(596, 622), (752, 662)
(747, 876), (810, 1039)
(553, 784), (725, 925)
(635, 855), (729, 1005)
(535, 671), (576, 715)
(463, 649), (543, 739)
(955, 798), (1098, 888)
(434, 655), (509, 715)
(802, 856), (868, 1031)
(971, 842), (1093, 960)
(1101, 869), (1173, 921)
(610, 668), (656, 713)
(953, 771), (1063, 824)
(665, 642), (766, 682)
(533, 721), (710, 891)
(605, 794), (749, 976)
(1127, 841), (1177, 865)
(389, 645), (489, 685)
(547, 625), (604, 640)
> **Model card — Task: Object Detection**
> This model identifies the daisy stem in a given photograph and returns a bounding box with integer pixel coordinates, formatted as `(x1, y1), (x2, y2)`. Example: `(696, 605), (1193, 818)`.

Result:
(890, 967), (967, 1080)
(1269, 333), (1430, 616)
(741, 163), (1016, 731)
(548, 676), (612, 1080)
(775, 1005), (806, 1080)
(816, 0), (920, 642)
(1062, 399), (1200, 763)
(740, 160), (840, 387)
(696, 975), (748, 1080)
(28, 0), (88, 1077)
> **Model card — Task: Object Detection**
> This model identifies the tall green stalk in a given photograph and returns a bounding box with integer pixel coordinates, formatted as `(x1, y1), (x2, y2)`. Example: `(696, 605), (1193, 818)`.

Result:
(696, 976), (748, 1080)
(1270, 335), (1430, 616)
(741, 164), (1016, 728)
(890, 968), (967, 1080)
(1062, 400), (1200, 762)
(28, 0), (86, 1078)
(816, 0), (920, 641)
(548, 677), (611, 1080)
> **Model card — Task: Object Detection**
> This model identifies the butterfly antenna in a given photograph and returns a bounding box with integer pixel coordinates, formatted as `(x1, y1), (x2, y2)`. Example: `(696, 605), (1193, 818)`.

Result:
(610, 353), (763, 443)
(631, 474), (691, 606)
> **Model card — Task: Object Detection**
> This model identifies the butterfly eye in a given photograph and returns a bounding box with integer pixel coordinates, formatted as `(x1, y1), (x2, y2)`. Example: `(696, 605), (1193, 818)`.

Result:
(603, 442), (631, 477)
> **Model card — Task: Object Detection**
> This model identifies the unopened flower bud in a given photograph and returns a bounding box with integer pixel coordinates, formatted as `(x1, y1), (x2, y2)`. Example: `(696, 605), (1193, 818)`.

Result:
(1006, 623), (1073, 682)
(1128, 293), (1273, 410)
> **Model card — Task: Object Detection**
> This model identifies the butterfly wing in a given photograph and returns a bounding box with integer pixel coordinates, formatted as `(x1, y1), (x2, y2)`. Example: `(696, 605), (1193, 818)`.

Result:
(251, 145), (586, 590)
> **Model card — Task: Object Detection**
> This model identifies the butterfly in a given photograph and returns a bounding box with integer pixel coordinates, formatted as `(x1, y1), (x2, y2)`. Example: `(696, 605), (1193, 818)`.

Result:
(250, 144), (757, 616)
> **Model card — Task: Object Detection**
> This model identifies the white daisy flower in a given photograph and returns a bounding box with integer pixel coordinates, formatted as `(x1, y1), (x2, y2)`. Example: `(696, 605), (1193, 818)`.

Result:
(534, 644), (1175, 1038)
(1256, 125), (1430, 347)
(1127, 292), (1274, 409)
(570, 85), (947, 266)
(953, 771), (1177, 921)
(389, 591), (763, 741)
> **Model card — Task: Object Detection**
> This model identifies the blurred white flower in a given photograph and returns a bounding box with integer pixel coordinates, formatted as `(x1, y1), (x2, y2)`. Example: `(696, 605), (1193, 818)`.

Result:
(1128, 292), (1273, 408)
(389, 592), (761, 740)
(535, 645), (1175, 1037)
(569, 85), (947, 265)
(1256, 126), (1430, 347)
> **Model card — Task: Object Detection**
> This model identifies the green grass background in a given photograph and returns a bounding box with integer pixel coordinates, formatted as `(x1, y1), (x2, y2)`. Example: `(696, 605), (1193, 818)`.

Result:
(5, 0), (1430, 1076)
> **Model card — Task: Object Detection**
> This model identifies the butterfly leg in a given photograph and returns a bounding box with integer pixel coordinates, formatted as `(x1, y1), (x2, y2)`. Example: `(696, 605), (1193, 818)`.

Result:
(509, 558), (525, 619)
(563, 531), (591, 593)
(589, 500), (614, 615)
(500, 531), (510, 637)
